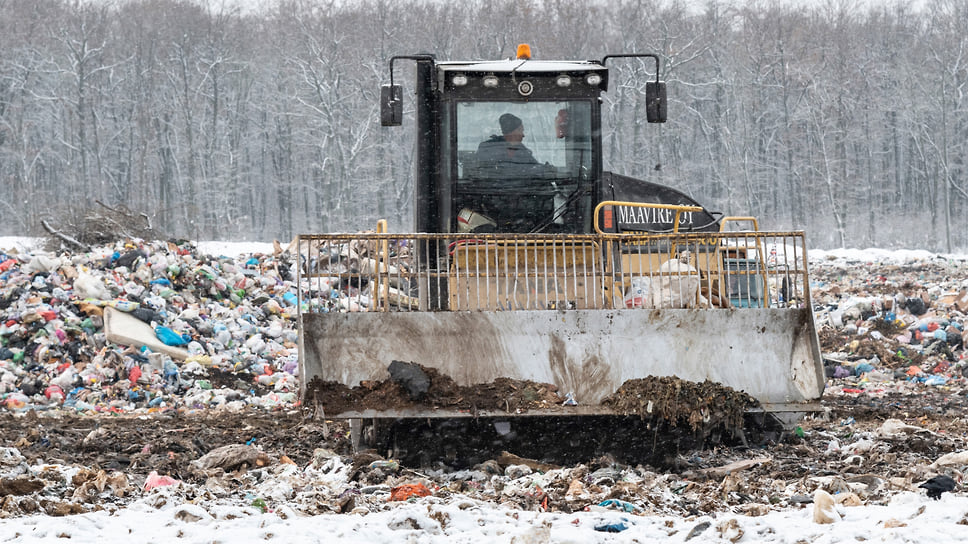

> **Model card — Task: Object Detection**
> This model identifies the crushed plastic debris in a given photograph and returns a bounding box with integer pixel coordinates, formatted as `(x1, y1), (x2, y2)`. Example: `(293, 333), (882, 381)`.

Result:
(388, 482), (432, 501)
(1, 239), (301, 414)
(812, 253), (968, 397)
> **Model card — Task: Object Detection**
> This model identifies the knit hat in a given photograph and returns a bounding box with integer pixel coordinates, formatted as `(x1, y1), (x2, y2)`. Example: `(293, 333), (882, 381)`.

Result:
(499, 113), (523, 135)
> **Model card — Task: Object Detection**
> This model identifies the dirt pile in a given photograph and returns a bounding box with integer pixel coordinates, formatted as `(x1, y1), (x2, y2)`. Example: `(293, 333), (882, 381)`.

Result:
(305, 363), (566, 416)
(602, 376), (757, 434)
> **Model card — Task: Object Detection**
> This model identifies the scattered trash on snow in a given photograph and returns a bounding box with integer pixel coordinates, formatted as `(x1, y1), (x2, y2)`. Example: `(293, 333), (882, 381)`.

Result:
(2, 241), (968, 542)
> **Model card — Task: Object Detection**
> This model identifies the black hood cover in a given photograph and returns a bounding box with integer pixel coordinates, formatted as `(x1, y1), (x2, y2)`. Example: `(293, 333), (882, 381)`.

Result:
(600, 171), (720, 233)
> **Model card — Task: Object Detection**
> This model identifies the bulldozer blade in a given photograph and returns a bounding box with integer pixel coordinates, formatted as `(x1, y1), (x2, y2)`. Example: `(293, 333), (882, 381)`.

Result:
(299, 307), (823, 417)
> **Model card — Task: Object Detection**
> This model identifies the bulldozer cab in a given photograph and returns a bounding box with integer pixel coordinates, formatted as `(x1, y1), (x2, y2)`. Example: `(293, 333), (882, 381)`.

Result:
(381, 51), (674, 237)
(454, 100), (593, 234)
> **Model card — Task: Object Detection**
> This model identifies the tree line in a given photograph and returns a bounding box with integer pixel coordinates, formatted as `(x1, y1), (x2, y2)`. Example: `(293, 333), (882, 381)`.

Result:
(1, 0), (966, 251)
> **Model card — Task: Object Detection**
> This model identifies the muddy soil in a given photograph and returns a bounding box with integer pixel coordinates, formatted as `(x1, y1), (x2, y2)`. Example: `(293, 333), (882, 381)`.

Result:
(3, 379), (966, 518)
(5, 375), (965, 479)
(602, 377), (757, 434)
(1, 410), (339, 484)
(302, 370), (759, 469)
(305, 369), (564, 417)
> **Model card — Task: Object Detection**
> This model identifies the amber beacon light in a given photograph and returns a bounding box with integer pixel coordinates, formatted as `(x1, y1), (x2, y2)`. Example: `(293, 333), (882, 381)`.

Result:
(516, 44), (532, 60)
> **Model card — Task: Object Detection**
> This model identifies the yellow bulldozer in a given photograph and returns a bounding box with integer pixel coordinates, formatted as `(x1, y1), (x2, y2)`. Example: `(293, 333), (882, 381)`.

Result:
(295, 45), (824, 465)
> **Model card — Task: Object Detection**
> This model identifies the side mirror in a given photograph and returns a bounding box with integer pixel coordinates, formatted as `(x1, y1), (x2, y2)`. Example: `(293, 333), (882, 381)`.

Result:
(646, 81), (667, 123)
(380, 84), (403, 126)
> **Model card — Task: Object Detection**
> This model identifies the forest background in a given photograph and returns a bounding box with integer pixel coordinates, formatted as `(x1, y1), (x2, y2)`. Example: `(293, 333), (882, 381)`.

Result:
(1, 0), (966, 251)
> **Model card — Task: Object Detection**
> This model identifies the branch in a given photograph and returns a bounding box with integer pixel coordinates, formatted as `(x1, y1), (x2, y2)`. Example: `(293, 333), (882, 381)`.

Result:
(95, 199), (123, 214)
(41, 219), (91, 252)
(96, 199), (153, 231)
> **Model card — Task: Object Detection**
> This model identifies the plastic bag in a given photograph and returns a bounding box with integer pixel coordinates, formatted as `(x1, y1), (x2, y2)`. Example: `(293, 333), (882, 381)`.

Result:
(623, 277), (652, 309)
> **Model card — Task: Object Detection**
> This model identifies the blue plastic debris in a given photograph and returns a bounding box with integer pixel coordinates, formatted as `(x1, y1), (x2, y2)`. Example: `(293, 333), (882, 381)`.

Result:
(155, 326), (189, 346)
(598, 499), (640, 513)
(163, 360), (180, 389)
(594, 519), (630, 533)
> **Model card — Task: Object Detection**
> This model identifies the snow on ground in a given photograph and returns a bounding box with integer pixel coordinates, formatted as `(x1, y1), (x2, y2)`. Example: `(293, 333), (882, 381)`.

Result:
(810, 247), (962, 264)
(4, 491), (968, 543)
(4, 235), (962, 264)
(0, 237), (275, 258)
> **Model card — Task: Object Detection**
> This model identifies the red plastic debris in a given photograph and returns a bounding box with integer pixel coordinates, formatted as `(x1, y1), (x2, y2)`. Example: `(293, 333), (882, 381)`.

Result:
(389, 483), (432, 501)
(128, 366), (142, 383)
(144, 470), (179, 491)
(44, 384), (64, 401)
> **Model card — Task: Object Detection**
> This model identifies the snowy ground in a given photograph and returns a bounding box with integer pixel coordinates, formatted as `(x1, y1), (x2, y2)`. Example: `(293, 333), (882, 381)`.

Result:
(0, 237), (275, 259)
(4, 491), (967, 544)
(1, 235), (958, 265)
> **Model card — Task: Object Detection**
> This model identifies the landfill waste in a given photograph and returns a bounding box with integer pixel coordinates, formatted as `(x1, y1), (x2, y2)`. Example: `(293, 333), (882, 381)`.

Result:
(2, 241), (968, 541)
(812, 489), (841, 524)
(0, 238), (301, 416)
(388, 482), (432, 501)
(386, 360), (430, 401)
(593, 518), (630, 532)
(143, 471), (180, 491)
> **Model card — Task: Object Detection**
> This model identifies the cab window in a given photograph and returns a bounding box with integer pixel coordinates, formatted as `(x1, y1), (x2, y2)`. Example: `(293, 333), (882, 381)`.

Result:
(453, 101), (592, 233)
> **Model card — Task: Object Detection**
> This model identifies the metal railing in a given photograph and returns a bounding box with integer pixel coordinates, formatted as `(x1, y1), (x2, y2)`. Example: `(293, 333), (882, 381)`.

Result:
(296, 231), (811, 313)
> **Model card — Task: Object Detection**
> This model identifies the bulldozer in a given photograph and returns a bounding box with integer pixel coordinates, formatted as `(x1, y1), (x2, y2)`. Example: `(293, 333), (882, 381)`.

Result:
(296, 45), (824, 465)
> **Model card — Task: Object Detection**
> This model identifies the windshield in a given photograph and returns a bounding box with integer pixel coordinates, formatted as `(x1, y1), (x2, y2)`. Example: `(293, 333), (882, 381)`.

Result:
(453, 101), (593, 233)
(457, 101), (591, 181)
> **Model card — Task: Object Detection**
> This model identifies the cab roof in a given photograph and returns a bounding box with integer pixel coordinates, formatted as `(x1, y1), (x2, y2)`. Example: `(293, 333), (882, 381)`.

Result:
(436, 59), (608, 74)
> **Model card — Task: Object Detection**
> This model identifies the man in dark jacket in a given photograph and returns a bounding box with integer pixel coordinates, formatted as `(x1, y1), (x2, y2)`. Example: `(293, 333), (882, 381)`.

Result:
(476, 113), (545, 178)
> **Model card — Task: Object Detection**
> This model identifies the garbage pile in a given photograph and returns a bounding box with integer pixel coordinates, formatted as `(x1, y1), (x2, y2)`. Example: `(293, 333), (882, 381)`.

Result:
(810, 252), (968, 395)
(6, 240), (968, 417)
(0, 239), (303, 414)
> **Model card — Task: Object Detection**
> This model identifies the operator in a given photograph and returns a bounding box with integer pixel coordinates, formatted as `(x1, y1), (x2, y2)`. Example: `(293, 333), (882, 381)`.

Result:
(476, 113), (545, 178)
